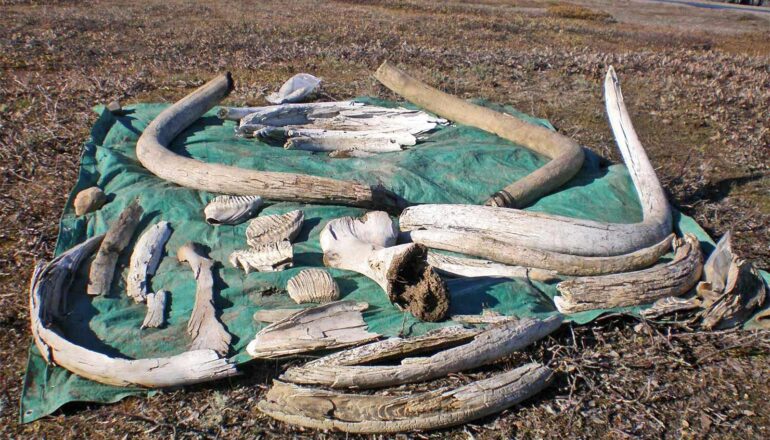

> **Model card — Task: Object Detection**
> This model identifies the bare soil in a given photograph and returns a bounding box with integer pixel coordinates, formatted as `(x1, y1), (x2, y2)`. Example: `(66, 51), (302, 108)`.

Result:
(1, 0), (768, 438)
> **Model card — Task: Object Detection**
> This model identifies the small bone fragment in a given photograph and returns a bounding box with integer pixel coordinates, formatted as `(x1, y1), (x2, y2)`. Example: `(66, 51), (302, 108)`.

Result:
(73, 187), (107, 216)
(641, 295), (701, 319)
(177, 242), (232, 356)
(321, 212), (449, 322)
(284, 132), (408, 154)
(141, 290), (168, 329)
(246, 210), (304, 247)
(229, 241), (293, 273)
(427, 251), (558, 281)
(247, 301), (380, 358)
(204, 195), (263, 225)
(126, 221), (172, 303)
(30, 236), (237, 387)
(220, 101), (362, 123)
(87, 199), (144, 296)
(267, 73), (322, 104)
(282, 316), (561, 389)
(554, 234), (703, 313)
(700, 258), (767, 330)
(286, 269), (340, 304)
(701, 232), (733, 295)
(258, 363), (553, 433)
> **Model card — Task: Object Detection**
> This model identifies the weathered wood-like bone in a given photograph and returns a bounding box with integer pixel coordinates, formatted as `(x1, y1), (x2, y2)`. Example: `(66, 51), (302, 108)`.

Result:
(282, 316), (561, 389)
(427, 251), (558, 281)
(87, 199), (144, 296)
(177, 242), (232, 356)
(141, 290), (168, 329)
(258, 363), (553, 433)
(136, 73), (402, 211)
(398, 67), (673, 262)
(554, 234), (703, 313)
(127, 220), (172, 303)
(375, 61), (584, 208)
(30, 236), (237, 387)
(320, 212), (449, 322)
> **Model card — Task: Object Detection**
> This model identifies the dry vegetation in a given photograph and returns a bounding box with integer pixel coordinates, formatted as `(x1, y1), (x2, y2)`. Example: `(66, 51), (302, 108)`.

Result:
(1, 0), (769, 438)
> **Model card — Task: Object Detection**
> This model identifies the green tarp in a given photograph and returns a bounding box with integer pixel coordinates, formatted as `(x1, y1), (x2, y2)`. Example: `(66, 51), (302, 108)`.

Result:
(20, 98), (769, 423)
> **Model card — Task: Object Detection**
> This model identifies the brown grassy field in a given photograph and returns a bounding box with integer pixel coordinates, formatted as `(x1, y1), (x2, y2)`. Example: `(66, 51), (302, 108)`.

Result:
(1, 0), (769, 438)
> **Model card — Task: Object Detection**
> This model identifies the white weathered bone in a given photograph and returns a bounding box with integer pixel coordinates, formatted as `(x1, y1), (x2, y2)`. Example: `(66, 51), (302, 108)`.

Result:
(126, 221), (172, 303)
(177, 242), (232, 356)
(320, 212), (449, 321)
(398, 67), (672, 264)
(220, 101), (362, 122)
(73, 186), (106, 216)
(246, 210), (304, 247)
(451, 310), (519, 325)
(204, 195), (263, 225)
(247, 301), (380, 358)
(286, 269), (340, 304)
(141, 290), (168, 329)
(283, 131), (411, 154)
(258, 363), (553, 433)
(554, 234), (703, 313)
(29, 236), (237, 387)
(266, 73), (321, 104)
(229, 241), (293, 273)
(427, 251), (558, 281)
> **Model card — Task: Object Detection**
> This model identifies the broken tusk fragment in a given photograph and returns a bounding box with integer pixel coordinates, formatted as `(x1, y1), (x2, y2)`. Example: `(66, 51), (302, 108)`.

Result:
(320, 212), (449, 322)
(73, 186), (107, 216)
(204, 195), (263, 225)
(229, 241), (293, 273)
(177, 242), (232, 356)
(245, 210), (304, 247)
(286, 269), (340, 304)
(127, 220), (172, 303)
(141, 290), (168, 329)
(87, 199), (144, 296)
(427, 251), (559, 281)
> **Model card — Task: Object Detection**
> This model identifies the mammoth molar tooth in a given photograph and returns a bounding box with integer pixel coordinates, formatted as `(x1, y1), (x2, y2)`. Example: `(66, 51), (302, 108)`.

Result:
(229, 241), (293, 273)
(246, 210), (304, 247)
(204, 195), (263, 225)
(286, 269), (340, 304)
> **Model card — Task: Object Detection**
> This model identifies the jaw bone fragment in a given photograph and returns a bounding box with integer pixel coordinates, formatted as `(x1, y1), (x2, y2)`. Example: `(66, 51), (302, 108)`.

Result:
(258, 363), (553, 434)
(375, 61), (584, 208)
(320, 212), (449, 322)
(266, 73), (321, 104)
(87, 199), (144, 296)
(282, 316), (561, 389)
(136, 73), (403, 211)
(141, 290), (168, 329)
(177, 242), (232, 356)
(204, 195), (263, 225)
(246, 301), (380, 358)
(398, 67), (673, 271)
(126, 220), (172, 303)
(286, 269), (340, 304)
(73, 186), (106, 216)
(229, 241), (293, 273)
(554, 234), (703, 314)
(30, 236), (237, 387)
(245, 210), (304, 247)
(427, 251), (558, 281)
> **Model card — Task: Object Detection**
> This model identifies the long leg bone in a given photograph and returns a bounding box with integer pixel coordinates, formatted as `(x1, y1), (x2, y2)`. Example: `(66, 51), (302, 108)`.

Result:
(127, 220), (172, 303)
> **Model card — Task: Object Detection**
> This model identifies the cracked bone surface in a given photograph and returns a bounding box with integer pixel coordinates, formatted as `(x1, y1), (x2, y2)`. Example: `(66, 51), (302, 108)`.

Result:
(204, 195), (263, 225)
(398, 67), (672, 269)
(136, 73), (402, 211)
(258, 363), (553, 434)
(375, 61), (584, 208)
(554, 234), (703, 313)
(126, 220), (172, 303)
(177, 242), (232, 356)
(282, 316), (562, 389)
(320, 211), (449, 322)
(30, 236), (237, 387)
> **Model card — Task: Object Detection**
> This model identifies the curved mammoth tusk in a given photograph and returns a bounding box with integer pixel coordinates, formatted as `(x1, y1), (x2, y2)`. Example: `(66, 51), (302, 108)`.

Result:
(554, 234), (703, 313)
(29, 236), (237, 387)
(375, 61), (585, 208)
(427, 250), (559, 281)
(399, 66), (672, 259)
(320, 212), (449, 322)
(136, 73), (403, 211)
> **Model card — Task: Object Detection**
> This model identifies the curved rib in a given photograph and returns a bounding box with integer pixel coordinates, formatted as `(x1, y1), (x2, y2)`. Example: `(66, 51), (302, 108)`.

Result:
(29, 236), (237, 388)
(136, 73), (402, 211)
(399, 67), (672, 258)
(374, 61), (585, 208)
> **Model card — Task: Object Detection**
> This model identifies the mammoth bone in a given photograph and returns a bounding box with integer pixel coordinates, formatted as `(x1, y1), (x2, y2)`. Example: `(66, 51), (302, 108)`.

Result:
(398, 67), (673, 275)
(29, 236), (237, 387)
(320, 211), (449, 322)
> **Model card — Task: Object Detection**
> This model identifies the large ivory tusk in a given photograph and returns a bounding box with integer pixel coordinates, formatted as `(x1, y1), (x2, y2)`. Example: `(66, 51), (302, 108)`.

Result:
(136, 73), (402, 211)
(399, 67), (672, 260)
(554, 234), (703, 313)
(258, 363), (553, 433)
(375, 61), (584, 208)
(320, 212), (449, 322)
(30, 236), (237, 387)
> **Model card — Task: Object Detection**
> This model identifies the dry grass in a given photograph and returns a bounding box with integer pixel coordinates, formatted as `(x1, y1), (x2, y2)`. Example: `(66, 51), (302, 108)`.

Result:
(1, 0), (769, 438)
(547, 3), (616, 22)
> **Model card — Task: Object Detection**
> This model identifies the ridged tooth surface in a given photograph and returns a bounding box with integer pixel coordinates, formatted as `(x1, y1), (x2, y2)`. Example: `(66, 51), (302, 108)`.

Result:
(246, 210), (304, 247)
(229, 241), (293, 273)
(286, 269), (340, 304)
(204, 195), (263, 225)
